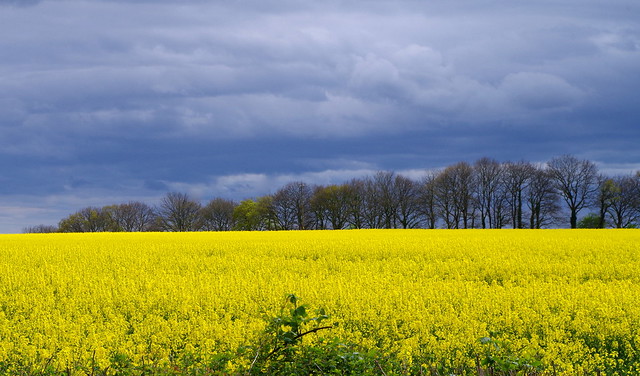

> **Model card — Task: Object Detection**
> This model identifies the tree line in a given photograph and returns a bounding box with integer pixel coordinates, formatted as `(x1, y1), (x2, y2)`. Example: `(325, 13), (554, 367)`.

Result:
(24, 155), (640, 233)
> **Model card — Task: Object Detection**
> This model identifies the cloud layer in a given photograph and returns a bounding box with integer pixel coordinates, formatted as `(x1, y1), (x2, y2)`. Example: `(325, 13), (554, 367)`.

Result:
(1, 0), (639, 232)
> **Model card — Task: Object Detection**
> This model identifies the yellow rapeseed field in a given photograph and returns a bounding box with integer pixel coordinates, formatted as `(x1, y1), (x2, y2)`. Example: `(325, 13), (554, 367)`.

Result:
(1, 230), (639, 374)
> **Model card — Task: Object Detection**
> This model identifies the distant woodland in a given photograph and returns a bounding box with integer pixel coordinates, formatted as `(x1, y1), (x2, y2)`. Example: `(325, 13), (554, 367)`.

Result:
(24, 155), (640, 233)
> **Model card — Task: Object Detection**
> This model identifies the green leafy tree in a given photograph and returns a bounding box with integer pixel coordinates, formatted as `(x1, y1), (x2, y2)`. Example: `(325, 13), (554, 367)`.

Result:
(58, 206), (118, 232)
(578, 213), (601, 228)
(233, 199), (266, 231)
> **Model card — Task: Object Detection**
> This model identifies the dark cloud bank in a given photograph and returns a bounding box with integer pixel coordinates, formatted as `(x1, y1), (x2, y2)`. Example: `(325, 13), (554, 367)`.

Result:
(0, 0), (639, 232)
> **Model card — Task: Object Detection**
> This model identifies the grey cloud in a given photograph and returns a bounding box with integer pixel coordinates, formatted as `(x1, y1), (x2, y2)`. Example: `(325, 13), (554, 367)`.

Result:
(0, 0), (40, 7)
(500, 72), (586, 110)
(1, 0), (639, 232)
(144, 180), (170, 192)
(170, 168), (383, 201)
(3, 1), (633, 130)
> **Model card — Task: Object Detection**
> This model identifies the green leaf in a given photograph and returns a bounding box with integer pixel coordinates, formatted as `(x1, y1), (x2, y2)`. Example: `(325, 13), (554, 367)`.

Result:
(293, 305), (307, 318)
(287, 294), (299, 305)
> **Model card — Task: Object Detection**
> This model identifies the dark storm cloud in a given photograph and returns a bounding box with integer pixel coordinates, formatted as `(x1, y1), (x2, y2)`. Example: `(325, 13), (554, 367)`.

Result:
(1, 0), (639, 232)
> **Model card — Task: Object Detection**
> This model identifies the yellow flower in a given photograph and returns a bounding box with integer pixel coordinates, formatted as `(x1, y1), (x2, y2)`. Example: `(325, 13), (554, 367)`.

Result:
(0, 229), (638, 373)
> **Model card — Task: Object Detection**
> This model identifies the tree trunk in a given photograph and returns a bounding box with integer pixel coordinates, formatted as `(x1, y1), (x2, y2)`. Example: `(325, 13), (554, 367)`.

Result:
(516, 191), (523, 229)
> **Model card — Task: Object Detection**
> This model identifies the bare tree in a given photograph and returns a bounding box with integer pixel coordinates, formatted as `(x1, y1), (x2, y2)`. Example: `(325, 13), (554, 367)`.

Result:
(433, 168), (457, 229)
(595, 176), (618, 228)
(292, 182), (315, 230)
(48, 155), (637, 231)
(271, 182), (314, 230)
(418, 172), (439, 229)
(108, 201), (156, 232)
(503, 161), (536, 229)
(346, 178), (367, 229)
(156, 192), (202, 232)
(311, 184), (353, 230)
(434, 162), (475, 229)
(474, 158), (504, 229)
(607, 174), (640, 228)
(271, 187), (296, 230)
(547, 155), (599, 228)
(454, 162), (475, 229)
(526, 166), (562, 229)
(309, 186), (328, 230)
(394, 174), (422, 229)
(23, 224), (58, 233)
(201, 198), (237, 231)
(352, 176), (384, 229)
(372, 171), (398, 229)
(492, 182), (510, 229)
(345, 172), (422, 229)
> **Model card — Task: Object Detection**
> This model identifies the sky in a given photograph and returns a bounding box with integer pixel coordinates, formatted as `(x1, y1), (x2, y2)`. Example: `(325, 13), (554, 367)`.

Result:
(1, 0), (639, 233)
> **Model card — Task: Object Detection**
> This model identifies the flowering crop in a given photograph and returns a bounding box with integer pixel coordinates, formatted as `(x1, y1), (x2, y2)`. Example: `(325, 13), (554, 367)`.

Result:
(0, 230), (639, 374)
